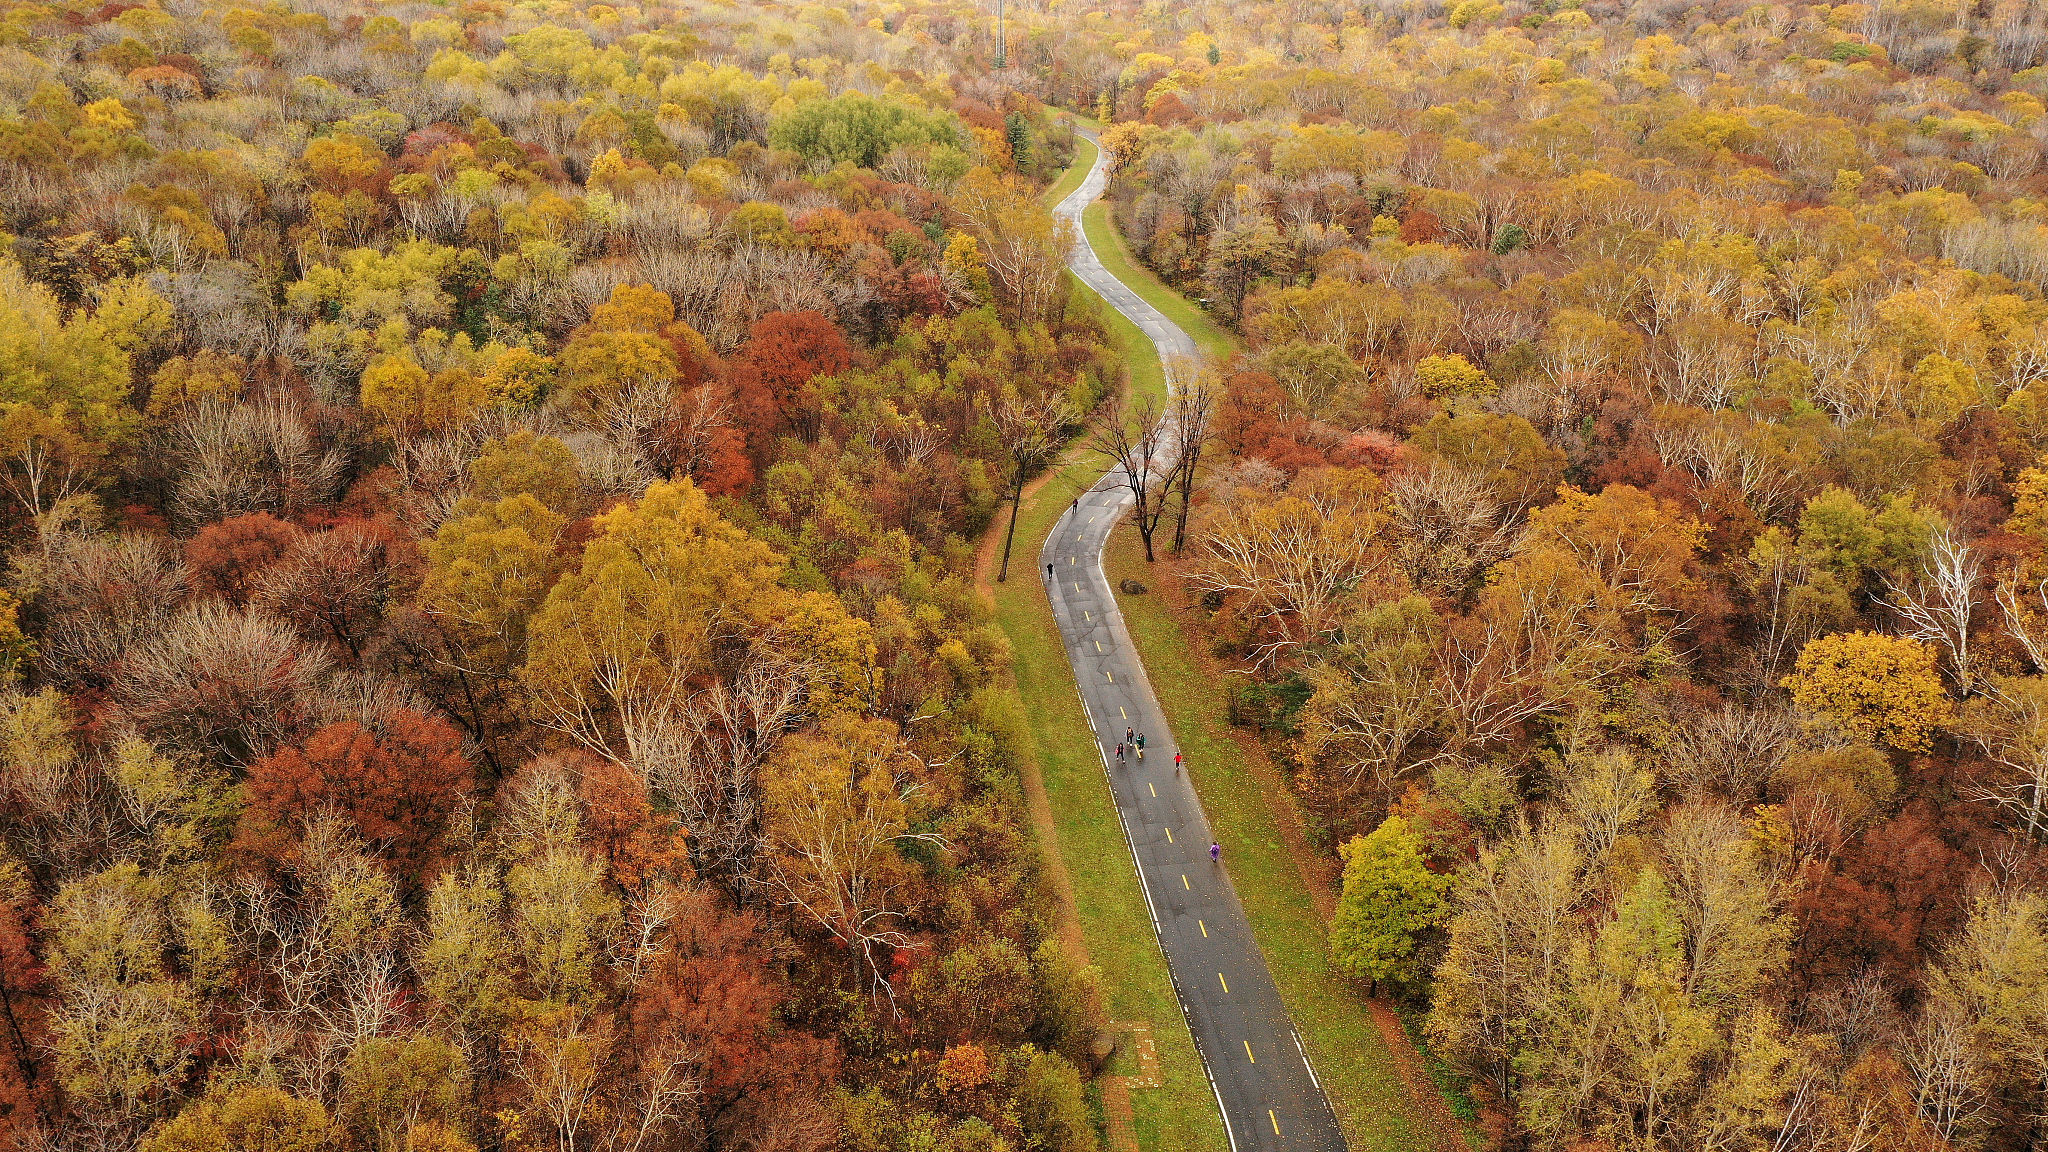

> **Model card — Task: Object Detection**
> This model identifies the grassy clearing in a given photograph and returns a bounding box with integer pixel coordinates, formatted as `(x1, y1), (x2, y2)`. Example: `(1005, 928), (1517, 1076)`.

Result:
(1106, 530), (1438, 1152)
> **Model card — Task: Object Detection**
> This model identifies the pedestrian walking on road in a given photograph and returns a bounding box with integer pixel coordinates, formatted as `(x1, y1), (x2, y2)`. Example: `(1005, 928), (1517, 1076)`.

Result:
(1210, 842), (1221, 863)
(1126, 727), (1134, 745)
(1135, 732), (1146, 759)
(1046, 562), (1053, 579)
(1115, 742), (1125, 764)
(1174, 751), (1183, 772)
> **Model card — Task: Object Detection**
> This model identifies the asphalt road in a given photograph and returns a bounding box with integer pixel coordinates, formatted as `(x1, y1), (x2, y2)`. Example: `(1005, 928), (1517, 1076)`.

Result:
(1041, 132), (1349, 1152)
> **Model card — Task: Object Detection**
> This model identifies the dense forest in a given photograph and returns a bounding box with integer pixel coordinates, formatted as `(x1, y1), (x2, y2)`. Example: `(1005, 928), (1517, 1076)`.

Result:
(10, 0), (2048, 1145)
(0, 0), (1128, 1149)
(995, 0), (2048, 1148)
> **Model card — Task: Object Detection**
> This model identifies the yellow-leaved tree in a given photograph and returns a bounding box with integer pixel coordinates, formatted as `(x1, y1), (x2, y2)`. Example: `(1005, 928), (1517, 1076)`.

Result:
(762, 713), (939, 995)
(0, 254), (170, 518)
(1783, 631), (1951, 752)
(521, 479), (875, 772)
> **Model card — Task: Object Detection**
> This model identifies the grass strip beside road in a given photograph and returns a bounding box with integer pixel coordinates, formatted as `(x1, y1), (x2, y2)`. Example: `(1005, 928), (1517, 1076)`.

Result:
(1079, 200), (1235, 364)
(1106, 531), (1436, 1152)
(1044, 132), (1096, 206)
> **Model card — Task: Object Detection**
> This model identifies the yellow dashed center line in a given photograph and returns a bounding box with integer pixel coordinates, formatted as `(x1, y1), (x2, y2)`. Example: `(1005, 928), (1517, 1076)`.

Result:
(1199, 919), (1208, 937)
(1119, 707), (1126, 719)
(1244, 1041), (1256, 1064)
(1181, 874), (1190, 890)
(1164, 827), (1173, 843)
(1094, 640), (1102, 652)
(1088, 515), (1098, 524)
(1105, 670), (1113, 682)
(1270, 1110), (1281, 1136)
(1218, 972), (1229, 993)
(1148, 782), (1156, 797)
(1073, 582), (1081, 594)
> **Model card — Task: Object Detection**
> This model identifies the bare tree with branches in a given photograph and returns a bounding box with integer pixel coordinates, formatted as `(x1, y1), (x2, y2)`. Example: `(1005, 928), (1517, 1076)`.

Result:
(1885, 526), (1982, 694)
(1996, 565), (2048, 674)
(1091, 393), (1175, 563)
(1384, 462), (1517, 603)
(635, 654), (808, 895)
(1167, 373), (1215, 556)
(1662, 702), (1799, 803)
(1957, 677), (2048, 842)
(993, 393), (1071, 581)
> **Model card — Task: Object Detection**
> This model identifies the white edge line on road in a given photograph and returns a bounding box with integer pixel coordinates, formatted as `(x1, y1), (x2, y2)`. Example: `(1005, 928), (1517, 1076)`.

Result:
(1294, 1026), (1329, 1094)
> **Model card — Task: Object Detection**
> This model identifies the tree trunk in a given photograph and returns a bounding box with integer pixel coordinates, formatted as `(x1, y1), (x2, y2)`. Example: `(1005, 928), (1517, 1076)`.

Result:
(997, 465), (1026, 581)
(1172, 474), (1194, 555)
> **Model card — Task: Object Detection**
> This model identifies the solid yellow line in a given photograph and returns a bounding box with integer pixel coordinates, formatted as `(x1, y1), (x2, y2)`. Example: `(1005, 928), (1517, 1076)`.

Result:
(1199, 919), (1207, 937)
(1244, 1041), (1255, 1063)
(1270, 1110), (1280, 1135)
(1164, 827), (1173, 843)
(1218, 972), (1228, 993)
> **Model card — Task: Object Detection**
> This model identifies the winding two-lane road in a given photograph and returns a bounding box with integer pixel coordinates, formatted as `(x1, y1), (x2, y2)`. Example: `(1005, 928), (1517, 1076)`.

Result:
(1042, 132), (1348, 1152)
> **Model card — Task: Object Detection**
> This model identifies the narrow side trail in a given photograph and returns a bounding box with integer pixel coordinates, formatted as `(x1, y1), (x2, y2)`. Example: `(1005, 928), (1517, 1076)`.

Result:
(1044, 130), (1348, 1152)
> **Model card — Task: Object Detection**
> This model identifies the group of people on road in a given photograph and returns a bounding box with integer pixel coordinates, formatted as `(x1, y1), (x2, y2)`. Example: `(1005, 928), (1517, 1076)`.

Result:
(1111, 729), (1217, 863)
(1115, 727), (1147, 763)
(1114, 727), (1188, 774)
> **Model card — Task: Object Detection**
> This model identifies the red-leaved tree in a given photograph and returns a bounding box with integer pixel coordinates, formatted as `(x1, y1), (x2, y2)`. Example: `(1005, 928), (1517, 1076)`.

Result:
(630, 890), (839, 1147)
(731, 311), (851, 450)
(0, 886), (46, 1135)
(570, 751), (684, 894)
(241, 708), (471, 881)
(184, 512), (305, 603)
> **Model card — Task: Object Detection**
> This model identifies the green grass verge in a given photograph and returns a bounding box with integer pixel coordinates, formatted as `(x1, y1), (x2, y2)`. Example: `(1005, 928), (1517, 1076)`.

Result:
(1044, 133), (1096, 207)
(1106, 531), (1439, 1152)
(1079, 201), (1236, 364)
(988, 454), (1229, 1152)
